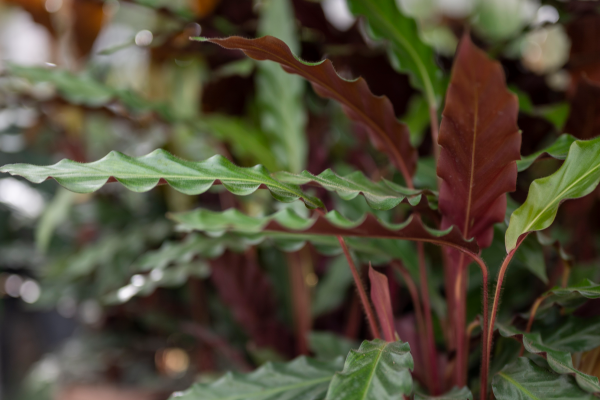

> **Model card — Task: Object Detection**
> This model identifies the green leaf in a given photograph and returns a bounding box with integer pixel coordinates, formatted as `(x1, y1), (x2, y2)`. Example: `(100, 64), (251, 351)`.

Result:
(414, 387), (473, 400)
(312, 256), (354, 317)
(170, 207), (480, 255)
(543, 279), (600, 309)
(401, 95), (431, 147)
(35, 188), (77, 253)
(498, 324), (600, 393)
(170, 356), (343, 400)
(308, 332), (359, 361)
(325, 339), (413, 400)
(513, 234), (548, 283)
(544, 316), (600, 353)
(256, 0), (307, 173)
(346, 0), (443, 107)
(493, 358), (596, 399)
(0, 150), (434, 211)
(517, 134), (578, 172)
(506, 137), (600, 252)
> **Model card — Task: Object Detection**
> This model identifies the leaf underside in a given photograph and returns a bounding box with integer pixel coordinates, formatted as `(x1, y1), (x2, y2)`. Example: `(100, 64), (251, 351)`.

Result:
(368, 267), (396, 342)
(437, 34), (521, 249)
(0, 150), (433, 212)
(325, 339), (413, 400)
(193, 35), (417, 180)
(506, 136), (600, 251)
(492, 358), (595, 400)
(170, 356), (342, 400)
(169, 207), (480, 255)
(498, 324), (600, 393)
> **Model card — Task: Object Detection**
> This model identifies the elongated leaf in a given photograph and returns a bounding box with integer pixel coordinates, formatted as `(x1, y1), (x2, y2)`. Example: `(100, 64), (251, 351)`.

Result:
(347, 0), (443, 106)
(368, 266), (396, 342)
(192, 35), (417, 180)
(414, 387), (473, 400)
(492, 358), (595, 400)
(543, 279), (600, 308)
(0, 151), (434, 212)
(517, 134), (577, 172)
(499, 324), (600, 393)
(437, 34), (520, 248)
(325, 339), (413, 400)
(544, 316), (600, 353)
(170, 356), (343, 400)
(256, 0), (307, 172)
(506, 136), (600, 252)
(170, 208), (480, 255)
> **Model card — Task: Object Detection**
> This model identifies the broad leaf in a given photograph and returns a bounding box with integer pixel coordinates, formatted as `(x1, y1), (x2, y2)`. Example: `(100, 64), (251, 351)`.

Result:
(506, 136), (600, 252)
(543, 279), (600, 309)
(499, 324), (600, 393)
(492, 358), (595, 400)
(517, 134), (578, 172)
(544, 316), (600, 353)
(193, 35), (417, 181)
(414, 387), (473, 400)
(170, 208), (480, 255)
(325, 339), (413, 400)
(437, 34), (520, 248)
(170, 356), (343, 400)
(368, 266), (396, 342)
(0, 151), (433, 211)
(256, 0), (307, 172)
(307, 332), (359, 361)
(346, 0), (443, 106)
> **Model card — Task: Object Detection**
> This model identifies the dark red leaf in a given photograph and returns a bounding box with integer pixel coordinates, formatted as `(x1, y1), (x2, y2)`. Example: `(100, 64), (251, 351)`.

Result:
(368, 265), (396, 342)
(437, 34), (520, 248)
(196, 35), (417, 182)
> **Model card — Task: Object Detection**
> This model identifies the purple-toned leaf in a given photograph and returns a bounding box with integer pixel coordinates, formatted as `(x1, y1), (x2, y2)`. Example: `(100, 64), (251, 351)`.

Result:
(368, 266), (396, 342)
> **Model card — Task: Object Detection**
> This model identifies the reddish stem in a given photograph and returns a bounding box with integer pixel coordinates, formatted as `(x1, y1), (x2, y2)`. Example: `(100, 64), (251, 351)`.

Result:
(452, 254), (470, 387)
(337, 235), (382, 339)
(468, 254), (489, 400)
(429, 106), (440, 162)
(417, 243), (441, 395)
(392, 261), (432, 392)
(519, 295), (547, 356)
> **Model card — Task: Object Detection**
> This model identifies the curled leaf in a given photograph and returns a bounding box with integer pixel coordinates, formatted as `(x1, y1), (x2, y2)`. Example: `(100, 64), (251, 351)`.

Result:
(368, 266), (396, 342)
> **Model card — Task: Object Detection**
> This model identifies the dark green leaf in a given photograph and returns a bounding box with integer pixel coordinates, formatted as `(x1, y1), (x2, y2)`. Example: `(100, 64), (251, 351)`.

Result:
(170, 356), (343, 400)
(308, 332), (359, 361)
(544, 316), (600, 353)
(543, 279), (600, 309)
(492, 358), (595, 400)
(414, 387), (473, 400)
(325, 339), (413, 400)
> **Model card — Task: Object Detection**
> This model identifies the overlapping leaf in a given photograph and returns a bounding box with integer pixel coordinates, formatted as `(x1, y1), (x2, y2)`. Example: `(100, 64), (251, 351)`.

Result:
(437, 34), (520, 248)
(170, 208), (480, 255)
(492, 358), (595, 400)
(506, 136), (600, 251)
(170, 356), (343, 400)
(517, 134), (578, 172)
(414, 387), (473, 400)
(499, 324), (600, 393)
(193, 35), (417, 180)
(543, 279), (600, 309)
(325, 339), (413, 400)
(544, 316), (600, 353)
(346, 0), (443, 106)
(0, 150), (435, 211)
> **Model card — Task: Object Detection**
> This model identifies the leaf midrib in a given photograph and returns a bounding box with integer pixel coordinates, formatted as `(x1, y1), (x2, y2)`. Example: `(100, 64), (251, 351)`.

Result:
(358, 346), (386, 400)
(497, 371), (540, 400)
(521, 160), (600, 235)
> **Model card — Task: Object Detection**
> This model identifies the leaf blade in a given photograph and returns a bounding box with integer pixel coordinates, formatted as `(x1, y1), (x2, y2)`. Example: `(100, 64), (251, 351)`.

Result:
(506, 136), (600, 251)
(368, 266), (396, 342)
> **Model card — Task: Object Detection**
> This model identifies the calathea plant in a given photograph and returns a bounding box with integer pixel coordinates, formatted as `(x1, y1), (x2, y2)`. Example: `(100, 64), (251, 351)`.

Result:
(3, 0), (600, 398)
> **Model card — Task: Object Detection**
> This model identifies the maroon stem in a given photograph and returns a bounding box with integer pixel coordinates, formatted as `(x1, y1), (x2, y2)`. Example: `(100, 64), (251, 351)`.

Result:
(469, 254), (489, 400)
(393, 261), (432, 393)
(337, 235), (382, 339)
(417, 243), (441, 395)
(429, 106), (440, 162)
(453, 253), (469, 386)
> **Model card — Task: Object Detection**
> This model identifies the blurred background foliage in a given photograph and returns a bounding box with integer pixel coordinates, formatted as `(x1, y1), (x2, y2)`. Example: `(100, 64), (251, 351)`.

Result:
(0, 0), (599, 398)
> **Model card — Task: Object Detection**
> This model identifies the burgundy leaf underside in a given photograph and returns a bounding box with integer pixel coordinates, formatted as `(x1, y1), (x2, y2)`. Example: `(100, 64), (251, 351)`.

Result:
(198, 35), (417, 182)
(369, 266), (396, 342)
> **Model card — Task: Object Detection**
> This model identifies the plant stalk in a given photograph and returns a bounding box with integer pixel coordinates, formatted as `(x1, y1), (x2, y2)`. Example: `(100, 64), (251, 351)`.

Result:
(468, 254), (489, 400)
(337, 235), (382, 339)
(429, 106), (440, 162)
(417, 243), (441, 395)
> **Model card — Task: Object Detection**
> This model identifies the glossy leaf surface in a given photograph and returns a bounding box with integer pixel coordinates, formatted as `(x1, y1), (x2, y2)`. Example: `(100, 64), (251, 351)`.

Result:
(193, 35), (417, 180)
(492, 358), (595, 400)
(437, 35), (520, 248)
(543, 279), (600, 308)
(506, 137), (600, 251)
(170, 208), (480, 255)
(325, 339), (413, 400)
(544, 316), (600, 353)
(517, 134), (577, 172)
(499, 324), (600, 392)
(170, 356), (343, 400)
(414, 387), (473, 400)
(346, 0), (443, 106)
(368, 266), (396, 342)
